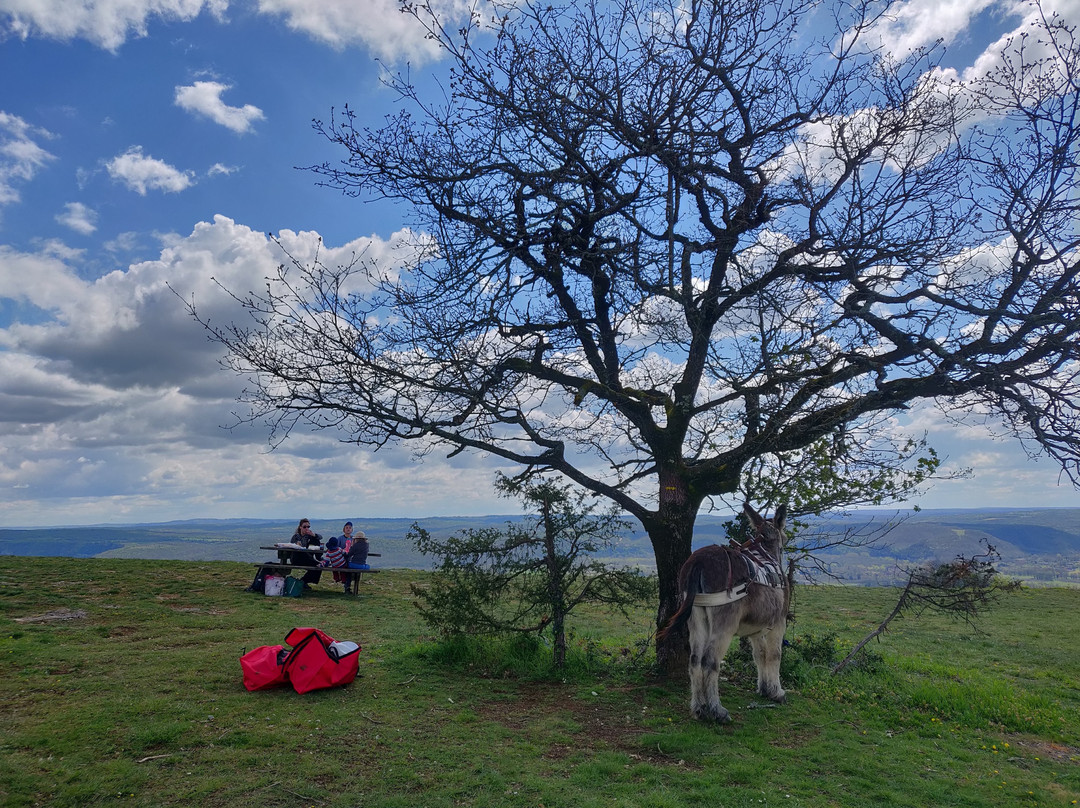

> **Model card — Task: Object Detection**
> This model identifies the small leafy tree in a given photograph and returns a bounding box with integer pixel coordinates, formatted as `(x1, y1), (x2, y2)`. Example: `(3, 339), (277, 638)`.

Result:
(409, 476), (655, 668)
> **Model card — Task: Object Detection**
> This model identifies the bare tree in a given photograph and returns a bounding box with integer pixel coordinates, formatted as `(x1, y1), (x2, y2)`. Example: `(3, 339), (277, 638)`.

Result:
(831, 543), (1023, 674)
(192, 0), (1080, 668)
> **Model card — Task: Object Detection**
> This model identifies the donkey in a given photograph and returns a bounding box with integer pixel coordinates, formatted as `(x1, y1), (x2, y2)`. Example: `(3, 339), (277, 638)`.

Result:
(660, 503), (788, 723)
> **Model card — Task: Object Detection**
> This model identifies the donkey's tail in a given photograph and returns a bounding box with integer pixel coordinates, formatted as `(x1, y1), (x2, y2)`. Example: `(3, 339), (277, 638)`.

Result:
(657, 562), (702, 642)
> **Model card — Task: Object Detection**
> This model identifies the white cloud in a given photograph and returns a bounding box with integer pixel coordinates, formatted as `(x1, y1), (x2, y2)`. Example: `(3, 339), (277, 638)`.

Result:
(0, 242), (89, 313)
(0, 110), (55, 206)
(1, 215), (414, 390)
(771, 0), (1080, 195)
(0, 0), (228, 51)
(106, 146), (194, 195)
(886, 400), (1079, 509)
(208, 162), (237, 177)
(55, 201), (98, 235)
(104, 231), (142, 254)
(0, 216), (511, 524)
(864, 0), (1080, 75)
(254, 0), (465, 63)
(866, 0), (1007, 56)
(174, 81), (265, 133)
(1, 0), (471, 62)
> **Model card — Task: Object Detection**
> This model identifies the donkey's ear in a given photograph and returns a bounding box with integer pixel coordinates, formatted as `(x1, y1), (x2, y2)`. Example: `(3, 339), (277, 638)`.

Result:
(773, 503), (788, 531)
(743, 502), (764, 528)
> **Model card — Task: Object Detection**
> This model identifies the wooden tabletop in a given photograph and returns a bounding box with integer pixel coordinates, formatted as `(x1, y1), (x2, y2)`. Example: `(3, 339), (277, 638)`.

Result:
(260, 546), (380, 556)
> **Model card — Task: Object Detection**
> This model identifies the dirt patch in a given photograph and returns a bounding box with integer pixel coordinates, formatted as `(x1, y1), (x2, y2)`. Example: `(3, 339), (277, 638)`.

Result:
(14, 608), (88, 623)
(474, 682), (688, 767)
(1011, 738), (1080, 764)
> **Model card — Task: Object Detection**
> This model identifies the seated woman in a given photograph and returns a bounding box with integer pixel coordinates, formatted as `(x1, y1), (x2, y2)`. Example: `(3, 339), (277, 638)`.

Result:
(289, 518), (324, 588)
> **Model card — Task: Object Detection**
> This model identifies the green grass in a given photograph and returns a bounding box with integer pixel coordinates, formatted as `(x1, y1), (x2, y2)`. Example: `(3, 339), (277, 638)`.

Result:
(1, 557), (1078, 807)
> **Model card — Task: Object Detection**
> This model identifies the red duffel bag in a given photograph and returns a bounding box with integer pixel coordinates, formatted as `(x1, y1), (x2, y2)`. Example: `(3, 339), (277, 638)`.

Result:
(240, 644), (290, 691)
(282, 627), (361, 694)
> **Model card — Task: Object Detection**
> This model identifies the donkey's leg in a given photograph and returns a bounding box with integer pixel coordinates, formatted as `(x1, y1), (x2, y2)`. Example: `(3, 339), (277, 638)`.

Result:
(750, 622), (787, 703)
(689, 607), (736, 722)
(687, 607), (715, 720)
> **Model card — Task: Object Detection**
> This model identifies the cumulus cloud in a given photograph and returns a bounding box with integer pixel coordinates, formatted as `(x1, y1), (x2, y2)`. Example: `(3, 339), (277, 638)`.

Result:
(863, 0), (1080, 76)
(3, 217), (277, 389)
(0, 215), (508, 523)
(1, 215), (415, 391)
(174, 81), (265, 133)
(891, 400), (1079, 509)
(0, 111), (55, 207)
(106, 146), (194, 195)
(0, 0), (228, 51)
(772, 0), (1080, 192)
(104, 231), (142, 254)
(55, 201), (98, 235)
(864, 0), (1008, 56)
(1, 0), (471, 63)
(254, 0), (464, 63)
(0, 242), (89, 312)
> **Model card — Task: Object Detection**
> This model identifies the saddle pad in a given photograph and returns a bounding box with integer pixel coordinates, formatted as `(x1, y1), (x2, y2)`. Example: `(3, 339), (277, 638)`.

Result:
(742, 545), (784, 587)
(691, 548), (784, 607)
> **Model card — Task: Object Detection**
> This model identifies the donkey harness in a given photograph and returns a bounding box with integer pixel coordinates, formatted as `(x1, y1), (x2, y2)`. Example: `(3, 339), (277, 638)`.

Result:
(690, 538), (785, 607)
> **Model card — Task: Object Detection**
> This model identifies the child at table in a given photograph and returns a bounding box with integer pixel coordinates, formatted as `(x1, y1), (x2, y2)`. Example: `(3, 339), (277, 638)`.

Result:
(320, 536), (368, 592)
(339, 521), (357, 553)
(329, 522), (356, 587)
(346, 530), (370, 569)
(318, 536), (349, 570)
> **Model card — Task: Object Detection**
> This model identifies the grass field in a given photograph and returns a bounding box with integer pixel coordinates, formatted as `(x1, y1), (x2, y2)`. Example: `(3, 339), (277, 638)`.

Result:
(1, 557), (1077, 807)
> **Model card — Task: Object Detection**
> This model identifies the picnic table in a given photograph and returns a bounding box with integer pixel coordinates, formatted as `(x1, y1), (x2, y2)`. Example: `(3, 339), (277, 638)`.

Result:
(257, 545), (381, 595)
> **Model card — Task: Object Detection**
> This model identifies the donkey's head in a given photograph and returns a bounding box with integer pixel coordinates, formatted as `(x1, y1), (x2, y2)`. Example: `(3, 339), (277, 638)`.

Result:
(743, 502), (787, 562)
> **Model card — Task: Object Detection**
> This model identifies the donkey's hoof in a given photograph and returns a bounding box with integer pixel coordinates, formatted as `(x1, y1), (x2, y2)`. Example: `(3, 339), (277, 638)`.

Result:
(758, 685), (786, 704)
(694, 705), (731, 724)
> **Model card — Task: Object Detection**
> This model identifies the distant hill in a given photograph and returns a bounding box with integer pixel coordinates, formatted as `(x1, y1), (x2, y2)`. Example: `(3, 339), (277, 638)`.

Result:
(787, 508), (1080, 586)
(3, 508), (1078, 587)
(0, 516), (518, 570)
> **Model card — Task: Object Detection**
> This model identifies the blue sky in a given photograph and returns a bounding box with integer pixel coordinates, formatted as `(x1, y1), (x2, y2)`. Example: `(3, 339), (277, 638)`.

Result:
(1, 0), (1077, 528)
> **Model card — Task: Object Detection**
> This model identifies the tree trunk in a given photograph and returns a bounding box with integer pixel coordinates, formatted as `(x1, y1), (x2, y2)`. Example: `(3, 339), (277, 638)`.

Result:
(651, 468), (698, 675)
(553, 610), (567, 669)
(540, 499), (568, 669)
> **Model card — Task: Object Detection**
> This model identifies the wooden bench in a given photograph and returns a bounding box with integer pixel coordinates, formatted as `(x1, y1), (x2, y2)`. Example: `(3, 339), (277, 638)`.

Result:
(254, 561), (381, 595)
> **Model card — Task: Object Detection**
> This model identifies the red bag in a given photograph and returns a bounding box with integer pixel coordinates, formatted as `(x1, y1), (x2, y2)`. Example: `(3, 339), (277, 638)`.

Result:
(282, 627), (361, 694)
(239, 644), (290, 691)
